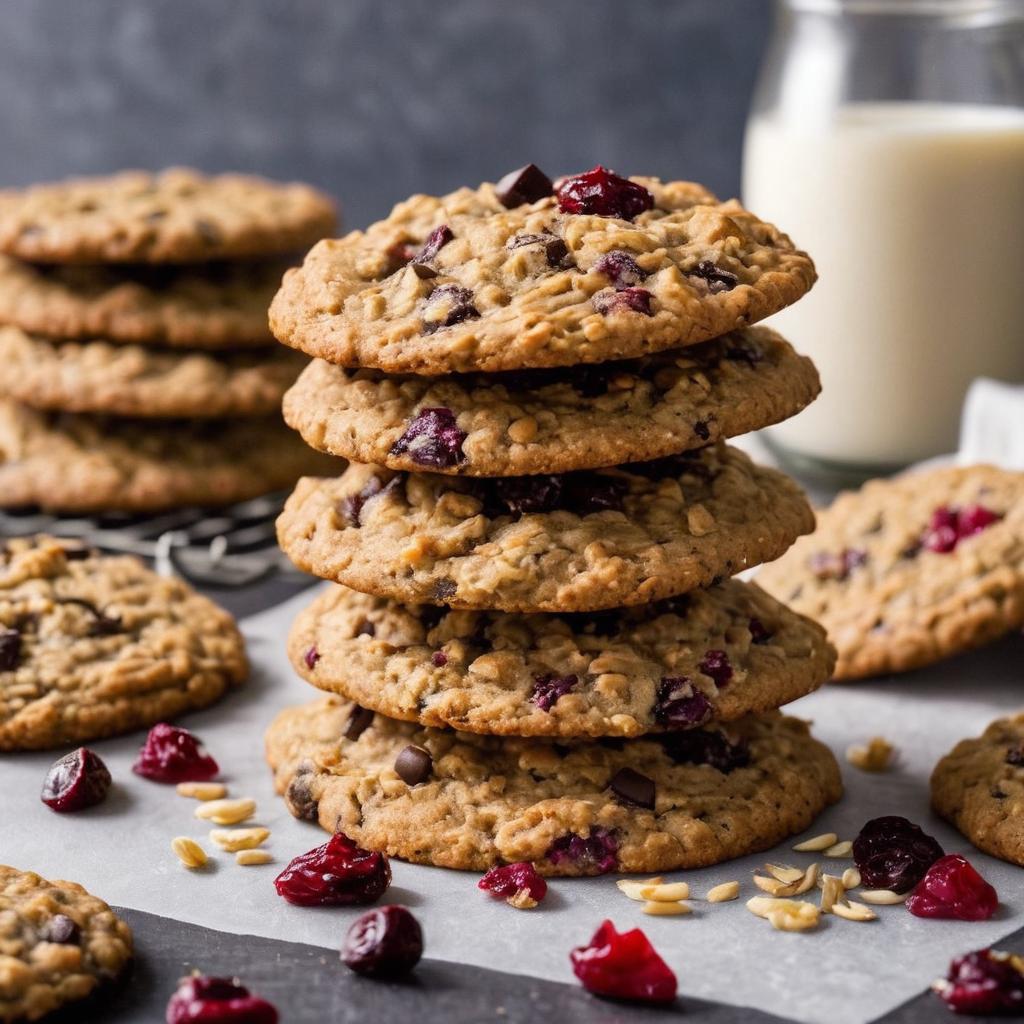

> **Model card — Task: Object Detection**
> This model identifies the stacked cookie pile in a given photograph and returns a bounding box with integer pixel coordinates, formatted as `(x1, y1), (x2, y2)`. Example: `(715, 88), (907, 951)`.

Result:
(0, 169), (339, 513)
(266, 164), (843, 876)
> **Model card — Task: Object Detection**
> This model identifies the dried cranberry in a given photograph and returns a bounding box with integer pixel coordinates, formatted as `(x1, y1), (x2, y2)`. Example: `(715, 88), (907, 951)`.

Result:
(852, 816), (944, 894)
(653, 678), (713, 728)
(495, 164), (553, 207)
(430, 650), (448, 667)
(338, 474), (404, 527)
(923, 504), (1002, 554)
(809, 548), (868, 582)
(531, 673), (578, 712)
(41, 747), (111, 813)
(275, 833), (390, 907)
(934, 949), (1024, 1015)
(479, 862), (548, 906)
(423, 284), (480, 333)
(411, 224), (453, 265)
(165, 974), (278, 1024)
(661, 729), (750, 773)
(907, 854), (998, 921)
(570, 920), (677, 1004)
(749, 618), (773, 644)
(593, 287), (653, 316)
(958, 503), (1001, 537)
(482, 471), (626, 519)
(724, 337), (765, 366)
(1007, 745), (1024, 766)
(593, 250), (647, 288)
(389, 407), (466, 469)
(0, 627), (21, 670)
(699, 650), (732, 687)
(685, 259), (738, 294)
(509, 232), (569, 267)
(547, 827), (618, 874)
(133, 723), (219, 784)
(304, 646), (319, 670)
(556, 167), (654, 221)
(341, 905), (423, 978)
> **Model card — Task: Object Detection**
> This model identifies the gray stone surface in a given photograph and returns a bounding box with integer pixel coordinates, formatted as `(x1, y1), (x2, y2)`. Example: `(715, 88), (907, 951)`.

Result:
(0, 0), (770, 228)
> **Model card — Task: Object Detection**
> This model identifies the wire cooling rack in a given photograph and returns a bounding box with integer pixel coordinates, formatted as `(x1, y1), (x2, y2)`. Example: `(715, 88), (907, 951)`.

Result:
(0, 492), (298, 588)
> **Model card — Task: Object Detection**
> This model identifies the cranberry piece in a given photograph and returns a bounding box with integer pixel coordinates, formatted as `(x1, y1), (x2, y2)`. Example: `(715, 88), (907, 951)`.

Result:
(338, 474), (404, 528)
(422, 284), (480, 333)
(304, 646), (319, 670)
(483, 472), (626, 518)
(547, 827), (618, 874)
(495, 164), (554, 207)
(661, 729), (750, 773)
(724, 337), (765, 366)
(389, 407), (466, 469)
(907, 854), (998, 921)
(852, 816), (944, 894)
(275, 833), (391, 907)
(531, 673), (578, 712)
(934, 949), (1024, 1015)
(0, 627), (21, 670)
(508, 232), (569, 268)
(556, 166), (654, 221)
(957, 503), (1001, 537)
(570, 920), (677, 1004)
(685, 259), (738, 294)
(341, 905), (423, 979)
(749, 618), (773, 644)
(593, 250), (647, 288)
(41, 747), (111, 813)
(132, 723), (219, 784)
(411, 224), (453, 266)
(430, 650), (448, 667)
(923, 503), (1002, 553)
(165, 974), (278, 1024)
(699, 650), (733, 687)
(653, 678), (713, 728)
(593, 287), (653, 316)
(478, 862), (548, 906)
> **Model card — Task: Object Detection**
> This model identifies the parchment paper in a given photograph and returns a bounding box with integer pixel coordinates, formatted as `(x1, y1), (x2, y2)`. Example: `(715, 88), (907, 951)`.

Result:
(3, 585), (1023, 1024)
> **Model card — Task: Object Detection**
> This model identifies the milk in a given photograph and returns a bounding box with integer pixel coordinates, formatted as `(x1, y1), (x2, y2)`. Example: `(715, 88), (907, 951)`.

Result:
(743, 103), (1024, 468)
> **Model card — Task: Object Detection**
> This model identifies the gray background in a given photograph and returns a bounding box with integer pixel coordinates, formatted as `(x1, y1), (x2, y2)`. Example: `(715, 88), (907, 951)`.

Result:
(0, 0), (772, 228)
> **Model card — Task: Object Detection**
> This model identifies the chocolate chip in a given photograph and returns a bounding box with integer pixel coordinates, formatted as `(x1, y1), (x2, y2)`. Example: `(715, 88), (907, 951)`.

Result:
(609, 767), (656, 809)
(0, 629), (21, 671)
(508, 232), (570, 268)
(686, 259), (738, 294)
(1006, 745), (1024, 766)
(411, 262), (438, 280)
(40, 914), (80, 945)
(339, 475), (403, 527)
(344, 706), (375, 741)
(354, 619), (376, 638)
(693, 419), (711, 441)
(55, 598), (123, 637)
(395, 744), (432, 785)
(422, 284), (480, 334)
(495, 164), (553, 208)
(60, 545), (95, 561)
(286, 769), (319, 821)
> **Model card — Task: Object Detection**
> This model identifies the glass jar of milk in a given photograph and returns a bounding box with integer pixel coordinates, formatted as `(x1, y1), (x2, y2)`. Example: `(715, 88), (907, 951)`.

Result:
(743, 0), (1024, 481)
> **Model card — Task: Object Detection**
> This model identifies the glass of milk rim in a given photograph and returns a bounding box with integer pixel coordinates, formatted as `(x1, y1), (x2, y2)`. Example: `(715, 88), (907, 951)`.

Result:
(743, 0), (1024, 485)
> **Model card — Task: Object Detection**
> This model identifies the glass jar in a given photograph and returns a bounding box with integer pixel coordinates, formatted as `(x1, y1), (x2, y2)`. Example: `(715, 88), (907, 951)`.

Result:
(743, 0), (1024, 483)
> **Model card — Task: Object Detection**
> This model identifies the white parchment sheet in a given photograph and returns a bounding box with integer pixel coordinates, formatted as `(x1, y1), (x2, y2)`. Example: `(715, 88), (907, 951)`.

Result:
(3, 584), (1024, 1024)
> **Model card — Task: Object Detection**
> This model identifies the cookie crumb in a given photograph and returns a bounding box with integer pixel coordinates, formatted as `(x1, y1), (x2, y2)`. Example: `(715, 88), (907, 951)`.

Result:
(846, 737), (896, 772)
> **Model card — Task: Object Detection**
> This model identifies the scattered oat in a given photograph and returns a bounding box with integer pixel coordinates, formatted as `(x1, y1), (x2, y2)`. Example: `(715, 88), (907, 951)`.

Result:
(706, 881), (740, 903)
(747, 896), (820, 931)
(755, 863), (817, 898)
(235, 849), (273, 867)
(616, 877), (664, 902)
(846, 737), (895, 773)
(506, 889), (539, 910)
(793, 863), (819, 895)
(171, 836), (207, 869)
(642, 900), (692, 917)
(842, 868), (862, 890)
(859, 889), (909, 905)
(793, 832), (838, 852)
(194, 797), (256, 826)
(831, 900), (877, 922)
(640, 881), (690, 902)
(824, 840), (853, 858)
(209, 827), (270, 852)
(820, 874), (845, 913)
(175, 781), (227, 801)
(766, 864), (804, 884)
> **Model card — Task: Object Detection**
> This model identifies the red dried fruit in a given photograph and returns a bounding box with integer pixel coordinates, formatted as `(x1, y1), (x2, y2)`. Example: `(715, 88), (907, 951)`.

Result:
(547, 828), (618, 874)
(165, 974), (278, 1024)
(923, 504), (1002, 554)
(389, 407), (467, 469)
(699, 650), (733, 687)
(531, 673), (578, 712)
(478, 862), (548, 906)
(685, 259), (738, 294)
(570, 919), (677, 1004)
(556, 166), (654, 220)
(304, 646), (319, 670)
(133, 723), (219, 784)
(41, 747), (111, 813)
(654, 677), (712, 728)
(661, 729), (750, 773)
(593, 250), (647, 288)
(0, 627), (21, 670)
(341, 905), (423, 978)
(592, 287), (653, 316)
(852, 816), (944, 894)
(934, 949), (1024, 1015)
(907, 854), (998, 921)
(274, 832), (391, 907)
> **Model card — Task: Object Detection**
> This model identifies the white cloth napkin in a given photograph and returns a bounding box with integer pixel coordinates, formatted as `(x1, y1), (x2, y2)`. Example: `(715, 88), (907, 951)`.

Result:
(958, 377), (1024, 469)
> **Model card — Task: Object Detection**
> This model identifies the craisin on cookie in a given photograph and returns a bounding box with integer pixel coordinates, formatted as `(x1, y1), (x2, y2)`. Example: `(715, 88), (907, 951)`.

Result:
(0, 168), (337, 264)
(269, 164), (815, 375)
(0, 399), (339, 514)
(0, 536), (248, 750)
(758, 464), (1024, 679)
(0, 865), (133, 1022)
(0, 326), (306, 419)
(266, 695), (842, 874)
(0, 254), (283, 349)
(288, 579), (835, 739)
(276, 444), (814, 613)
(932, 715), (1024, 867)
(283, 325), (821, 476)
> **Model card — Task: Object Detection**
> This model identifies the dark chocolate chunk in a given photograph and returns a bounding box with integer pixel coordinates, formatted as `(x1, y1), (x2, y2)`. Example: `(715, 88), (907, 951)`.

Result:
(394, 744), (432, 786)
(495, 164), (553, 208)
(609, 767), (656, 810)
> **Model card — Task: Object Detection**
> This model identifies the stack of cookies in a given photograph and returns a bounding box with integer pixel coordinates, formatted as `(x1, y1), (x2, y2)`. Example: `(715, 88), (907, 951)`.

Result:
(0, 169), (339, 513)
(265, 164), (843, 875)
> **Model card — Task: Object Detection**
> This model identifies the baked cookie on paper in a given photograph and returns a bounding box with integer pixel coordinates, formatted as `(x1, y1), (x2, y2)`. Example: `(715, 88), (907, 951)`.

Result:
(266, 696), (842, 875)
(276, 444), (814, 613)
(283, 326), (820, 476)
(270, 165), (815, 374)
(758, 464), (1024, 679)
(289, 579), (835, 738)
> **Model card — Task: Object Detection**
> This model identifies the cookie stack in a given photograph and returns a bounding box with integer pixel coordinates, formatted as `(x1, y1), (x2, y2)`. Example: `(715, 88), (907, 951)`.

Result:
(0, 169), (339, 513)
(266, 165), (843, 875)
